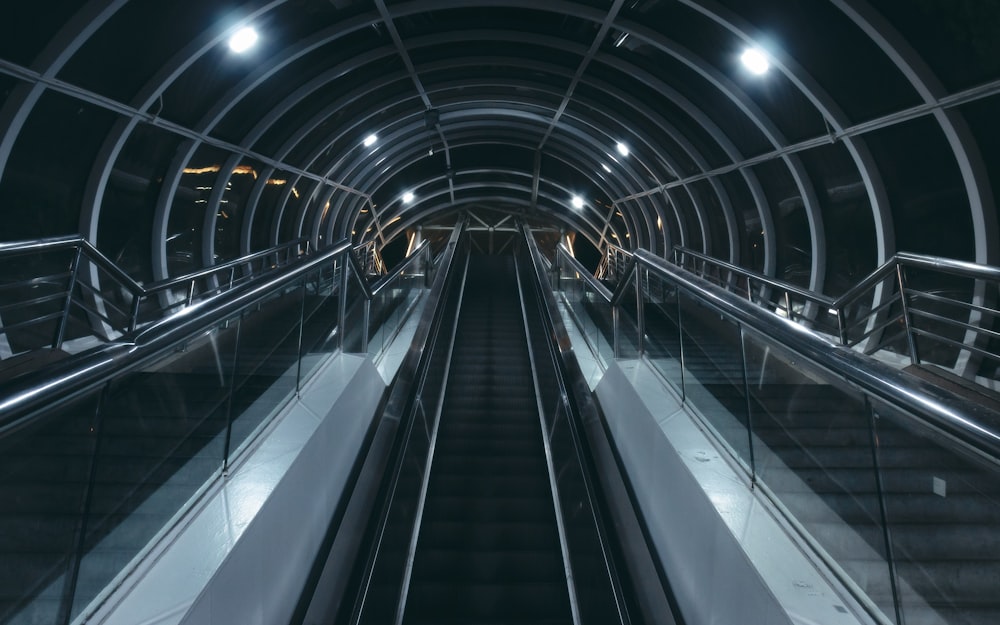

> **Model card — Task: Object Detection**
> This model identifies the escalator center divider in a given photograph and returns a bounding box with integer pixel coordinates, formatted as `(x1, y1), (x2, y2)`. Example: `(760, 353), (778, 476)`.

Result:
(398, 253), (575, 624)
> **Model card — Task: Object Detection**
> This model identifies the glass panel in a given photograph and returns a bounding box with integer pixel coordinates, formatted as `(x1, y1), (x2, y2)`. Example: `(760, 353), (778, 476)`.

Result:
(554, 254), (613, 367)
(677, 290), (751, 468)
(298, 259), (342, 384)
(0, 92), (118, 241)
(642, 269), (684, 393)
(227, 285), (302, 454)
(98, 123), (184, 284)
(744, 331), (895, 623)
(166, 145), (230, 277)
(615, 275), (640, 360)
(368, 262), (425, 359)
(0, 392), (100, 625)
(341, 267), (368, 354)
(873, 401), (1000, 625)
(75, 323), (234, 619)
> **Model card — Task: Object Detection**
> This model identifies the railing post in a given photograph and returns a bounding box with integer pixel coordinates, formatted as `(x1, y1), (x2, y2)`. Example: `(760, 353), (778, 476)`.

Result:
(295, 280), (307, 395)
(784, 291), (793, 321)
(53, 246), (85, 350)
(186, 280), (196, 307)
(896, 264), (921, 364)
(222, 314), (243, 473)
(338, 254), (349, 352)
(635, 266), (645, 356)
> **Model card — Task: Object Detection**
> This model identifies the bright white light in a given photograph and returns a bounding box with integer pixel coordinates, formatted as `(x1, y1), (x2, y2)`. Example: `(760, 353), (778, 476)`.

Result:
(571, 195), (584, 209)
(741, 47), (770, 75)
(601, 163), (612, 173)
(228, 27), (259, 53)
(363, 133), (378, 147)
(616, 142), (629, 157)
(402, 191), (415, 203)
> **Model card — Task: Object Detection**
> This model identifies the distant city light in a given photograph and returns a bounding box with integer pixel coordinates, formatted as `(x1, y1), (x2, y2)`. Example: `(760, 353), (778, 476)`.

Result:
(402, 191), (415, 203)
(228, 27), (259, 53)
(363, 133), (378, 147)
(741, 47), (770, 75)
(571, 195), (584, 209)
(616, 142), (629, 157)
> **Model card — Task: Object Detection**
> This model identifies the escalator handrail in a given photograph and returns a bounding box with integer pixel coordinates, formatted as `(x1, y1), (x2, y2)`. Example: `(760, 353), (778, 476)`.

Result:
(368, 238), (431, 296)
(614, 247), (1000, 461)
(0, 238), (353, 435)
(556, 243), (614, 301)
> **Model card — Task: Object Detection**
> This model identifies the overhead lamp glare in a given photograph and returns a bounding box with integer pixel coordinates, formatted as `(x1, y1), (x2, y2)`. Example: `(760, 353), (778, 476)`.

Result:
(363, 133), (378, 147)
(601, 163), (612, 173)
(402, 191), (415, 203)
(741, 47), (770, 75)
(571, 195), (585, 209)
(228, 26), (259, 53)
(616, 142), (629, 157)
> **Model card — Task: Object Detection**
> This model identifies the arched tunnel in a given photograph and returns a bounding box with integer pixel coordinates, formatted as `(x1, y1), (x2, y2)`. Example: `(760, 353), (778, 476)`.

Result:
(3, 2), (1000, 625)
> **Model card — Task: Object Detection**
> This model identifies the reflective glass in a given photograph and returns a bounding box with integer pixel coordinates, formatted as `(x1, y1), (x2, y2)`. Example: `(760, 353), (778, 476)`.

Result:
(227, 286), (302, 453)
(0, 392), (99, 624)
(276, 178), (310, 242)
(873, 399), (1000, 625)
(0, 2), (83, 67)
(743, 331), (895, 622)
(299, 258), (341, 385)
(870, 1), (1000, 93)
(341, 266), (368, 354)
(677, 290), (751, 469)
(749, 158), (812, 288)
(642, 269), (684, 394)
(719, 170), (765, 273)
(865, 117), (973, 260)
(77, 324), (233, 619)
(715, 0), (922, 122)
(213, 159), (266, 262)
(0, 92), (118, 241)
(250, 169), (286, 251)
(58, 0), (232, 104)
(97, 123), (184, 283)
(164, 145), (228, 276)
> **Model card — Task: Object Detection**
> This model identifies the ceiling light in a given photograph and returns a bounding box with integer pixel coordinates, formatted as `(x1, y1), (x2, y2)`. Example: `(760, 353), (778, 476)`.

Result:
(741, 47), (769, 75)
(601, 163), (612, 173)
(228, 27), (259, 53)
(571, 195), (584, 209)
(616, 142), (629, 157)
(363, 133), (378, 147)
(402, 191), (415, 203)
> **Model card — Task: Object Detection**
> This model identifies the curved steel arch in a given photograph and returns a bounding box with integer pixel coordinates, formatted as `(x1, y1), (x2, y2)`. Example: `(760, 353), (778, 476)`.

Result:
(325, 116), (648, 247)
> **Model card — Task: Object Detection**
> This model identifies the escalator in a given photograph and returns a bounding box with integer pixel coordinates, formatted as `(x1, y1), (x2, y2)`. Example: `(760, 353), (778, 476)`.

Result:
(314, 243), (655, 625)
(402, 253), (573, 623)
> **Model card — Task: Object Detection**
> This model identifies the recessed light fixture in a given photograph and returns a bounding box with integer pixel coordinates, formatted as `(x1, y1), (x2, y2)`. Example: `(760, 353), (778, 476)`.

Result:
(616, 142), (629, 157)
(363, 133), (378, 147)
(228, 26), (259, 53)
(571, 195), (584, 209)
(402, 191), (415, 203)
(741, 47), (770, 75)
(601, 163), (612, 173)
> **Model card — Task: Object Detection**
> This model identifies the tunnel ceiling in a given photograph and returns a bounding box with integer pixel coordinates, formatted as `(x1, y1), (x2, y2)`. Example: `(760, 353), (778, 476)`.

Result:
(1, 0), (1000, 294)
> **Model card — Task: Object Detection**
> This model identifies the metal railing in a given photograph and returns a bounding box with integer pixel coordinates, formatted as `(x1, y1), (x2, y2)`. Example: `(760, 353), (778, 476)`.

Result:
(553, 239), (1000, 625)
(595, 242), (632, 284)
(671, 246), (1000, 382)
(0, 235), (310, 357)
(0, 229), (447, 625)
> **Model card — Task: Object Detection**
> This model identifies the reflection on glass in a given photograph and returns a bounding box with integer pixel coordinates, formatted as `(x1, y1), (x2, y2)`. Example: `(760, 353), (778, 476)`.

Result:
(642, 270), (684, 394)
(873, 401), (1000, 625)
(0, 392), (100, 624)
(228, 286), (301, 452)
(677, 290), (752, 469)
(743, 331), (895, 623)
(75, 324), (233, 619)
